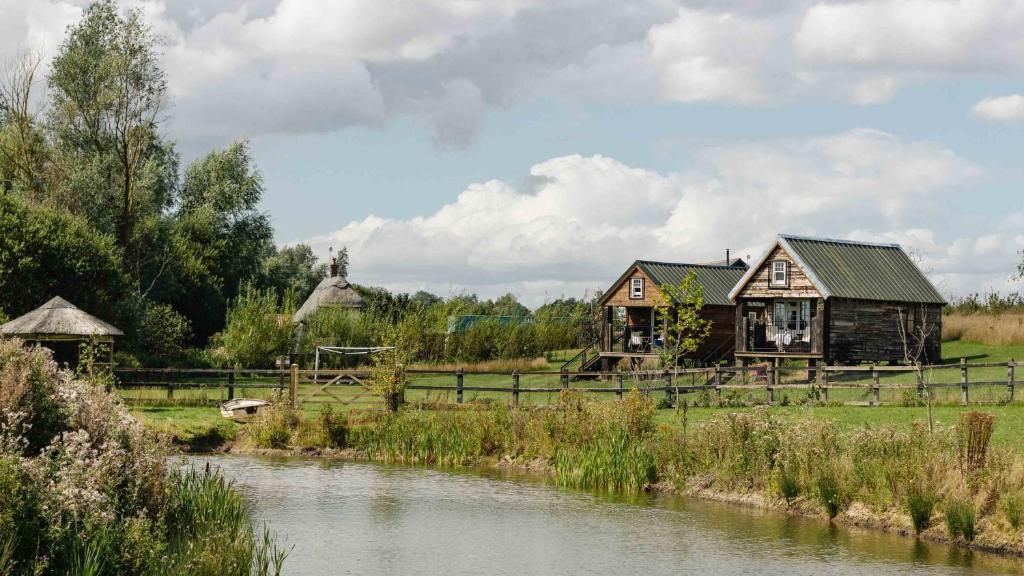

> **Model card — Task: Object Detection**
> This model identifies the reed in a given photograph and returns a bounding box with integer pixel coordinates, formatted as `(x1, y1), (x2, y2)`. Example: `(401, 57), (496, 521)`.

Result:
(1002, 492), (1024, 530)
(905, 481), (937, 534)
(942, 313), (1024, 345)
(944, 496), (977, 542)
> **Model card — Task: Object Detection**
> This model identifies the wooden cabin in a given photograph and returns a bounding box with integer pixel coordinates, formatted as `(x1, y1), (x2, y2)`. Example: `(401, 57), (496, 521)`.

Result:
(588, 259), (748, 371)
(729, 235), (945, 366)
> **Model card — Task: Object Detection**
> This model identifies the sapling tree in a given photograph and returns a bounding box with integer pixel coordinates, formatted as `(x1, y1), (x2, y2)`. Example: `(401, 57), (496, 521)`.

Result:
(367, 321), (419, 412)
(655, 271), (712, 369)
(898, 304), (939, 433)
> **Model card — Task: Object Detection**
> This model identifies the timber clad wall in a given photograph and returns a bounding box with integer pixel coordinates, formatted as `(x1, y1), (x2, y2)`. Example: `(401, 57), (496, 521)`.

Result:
(735, 246), (820, 299)
(695, 305), (738, 360)
(828, 299), (942, 364)
(602, 267), (666, 307)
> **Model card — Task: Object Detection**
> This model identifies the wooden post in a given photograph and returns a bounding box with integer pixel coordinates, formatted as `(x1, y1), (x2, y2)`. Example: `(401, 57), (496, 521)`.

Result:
(616, 368), (624, 400)
(766, 363), (774, 405)
(560, 367), (569, 390)
(1009, 359), (1016, 403)
(665, 369), (674, 406)
(713, 367), (721, 398)
(960, 357), (968, 406)
(227, 371), (235, 401)
(818, 362), (828, 403)
(290, 363), (299, 409)
(871, 366), (880, 406)
(166, 382), (173, 400)
(456, 368), (464, 405)
(512, 370), (520, 407)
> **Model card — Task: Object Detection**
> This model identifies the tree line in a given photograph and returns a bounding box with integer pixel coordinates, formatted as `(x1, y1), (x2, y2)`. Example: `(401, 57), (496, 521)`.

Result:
(0, 1), (602, 368)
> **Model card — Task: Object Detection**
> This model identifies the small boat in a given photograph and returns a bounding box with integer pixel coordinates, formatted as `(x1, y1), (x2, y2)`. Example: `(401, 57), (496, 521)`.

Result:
(220, 398), (270, 423)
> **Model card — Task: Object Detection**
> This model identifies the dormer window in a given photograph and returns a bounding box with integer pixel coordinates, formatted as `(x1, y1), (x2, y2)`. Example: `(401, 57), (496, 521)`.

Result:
(770, 261), (788, 287)
(630, 278), (644, 299)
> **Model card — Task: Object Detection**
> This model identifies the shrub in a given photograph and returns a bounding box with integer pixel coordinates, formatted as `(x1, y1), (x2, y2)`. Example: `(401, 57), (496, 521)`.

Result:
(816, 466), (848, 519)
(0, 339), (67, 454)
(250, 403), (298, 449)
(945, 496), (977, 542)
(1001, 492), (1024, 530)
(957, 412), (995, 474)
(775, 461), (800, 503)
(904, 481), (937, 534)
(296, 405), (348, 449)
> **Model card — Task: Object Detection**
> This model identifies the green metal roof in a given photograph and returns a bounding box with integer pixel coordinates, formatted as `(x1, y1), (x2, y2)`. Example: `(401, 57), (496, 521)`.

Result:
(778, 235), (946, 304)
(635, 261), (748, 306)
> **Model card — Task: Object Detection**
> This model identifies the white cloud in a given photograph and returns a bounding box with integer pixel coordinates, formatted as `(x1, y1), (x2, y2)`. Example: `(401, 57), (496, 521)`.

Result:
(794, 0), (1024, 70)
(7, 0), (1024, 144)
(301, 129), (1009, 305)
(972, 94), (1024, 122)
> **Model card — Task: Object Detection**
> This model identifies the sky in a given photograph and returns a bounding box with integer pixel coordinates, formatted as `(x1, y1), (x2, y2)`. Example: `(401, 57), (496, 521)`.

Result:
(3, 0), (1023, 306)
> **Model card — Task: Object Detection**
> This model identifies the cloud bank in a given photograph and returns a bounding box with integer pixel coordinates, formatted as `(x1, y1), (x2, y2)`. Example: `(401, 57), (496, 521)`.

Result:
(8, 0), (1024, 146)
(305, 129), (1021, 305)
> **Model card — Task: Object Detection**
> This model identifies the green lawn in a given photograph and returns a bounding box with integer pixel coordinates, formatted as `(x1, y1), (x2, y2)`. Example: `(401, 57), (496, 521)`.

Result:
(126, 340), (1024, 447)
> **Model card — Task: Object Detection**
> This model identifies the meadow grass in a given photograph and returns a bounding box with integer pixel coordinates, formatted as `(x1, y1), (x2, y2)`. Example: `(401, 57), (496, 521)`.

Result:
(944, 313), (1024, 346)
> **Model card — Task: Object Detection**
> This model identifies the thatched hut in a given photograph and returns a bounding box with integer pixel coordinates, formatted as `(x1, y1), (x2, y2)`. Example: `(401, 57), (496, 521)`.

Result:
(293, 257), (365, 324)
(0, 296), (123, 367)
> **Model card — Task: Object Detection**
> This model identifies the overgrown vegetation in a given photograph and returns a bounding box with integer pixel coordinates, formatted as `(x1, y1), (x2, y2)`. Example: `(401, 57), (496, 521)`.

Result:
(0, 339), (286, 575)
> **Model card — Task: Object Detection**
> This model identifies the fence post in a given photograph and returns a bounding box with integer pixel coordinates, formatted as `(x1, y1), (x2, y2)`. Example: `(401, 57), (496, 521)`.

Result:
(1009, 359), (1016, 403)
(228, 371), (235, 401)
(456, 368), (464, 405)
(290, 363), (299, 409)
(871, 366), (880, 406)
(766, 364), (774, 405)
(616, 368), (624, 400)
(713, 367), (721, 398)
(818, 363), (828, 403)
(512, 370), (520, 407)
(561, 367), (569, 390)
(166, 381), (173, 400)
(960, 357), (969, 406)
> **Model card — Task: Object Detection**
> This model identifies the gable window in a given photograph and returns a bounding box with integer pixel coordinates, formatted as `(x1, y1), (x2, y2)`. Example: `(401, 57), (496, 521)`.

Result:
(629, 278), (644, 299)
(770, 260), (788, 288)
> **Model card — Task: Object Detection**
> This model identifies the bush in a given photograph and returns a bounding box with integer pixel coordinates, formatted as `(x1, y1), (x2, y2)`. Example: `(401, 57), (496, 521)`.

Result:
(905, 481), (937, 534)
(816, 466), (848, 519)
(775, 461), (800, 503)
(1001, 492), (1024, 530)
(250, 402), (298, 449)
(0, 339), (286, 574)
(945, 496), (977, 542)
(296, 405), (348, 449)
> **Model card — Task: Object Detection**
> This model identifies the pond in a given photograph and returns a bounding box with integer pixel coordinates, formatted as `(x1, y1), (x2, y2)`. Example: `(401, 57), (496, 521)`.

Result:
(192, 455), (1024, 576)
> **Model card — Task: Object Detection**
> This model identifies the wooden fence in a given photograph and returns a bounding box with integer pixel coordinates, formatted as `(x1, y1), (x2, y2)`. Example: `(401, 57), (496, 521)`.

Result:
(113, 358), (1019, 408)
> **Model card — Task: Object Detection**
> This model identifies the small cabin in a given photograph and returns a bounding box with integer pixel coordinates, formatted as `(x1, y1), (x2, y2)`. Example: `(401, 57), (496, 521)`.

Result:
(729, 235), (945, 365)
(589, 258), (748, 370)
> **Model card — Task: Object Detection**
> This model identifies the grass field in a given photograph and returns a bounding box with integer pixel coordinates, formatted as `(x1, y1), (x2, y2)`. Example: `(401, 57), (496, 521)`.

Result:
(126, 339), (1024, 447)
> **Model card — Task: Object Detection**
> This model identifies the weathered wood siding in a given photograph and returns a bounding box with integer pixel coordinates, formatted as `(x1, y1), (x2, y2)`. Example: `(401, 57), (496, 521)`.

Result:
(827, 299), (942, 363)
(603, 266), (666, 307)
(735, 245), (821, 299)
(689, 304), (738, 362)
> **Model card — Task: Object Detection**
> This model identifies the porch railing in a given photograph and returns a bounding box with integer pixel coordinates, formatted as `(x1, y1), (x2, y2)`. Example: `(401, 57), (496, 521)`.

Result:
(746, 322), (816, 354)
(609, 326), (658, 353)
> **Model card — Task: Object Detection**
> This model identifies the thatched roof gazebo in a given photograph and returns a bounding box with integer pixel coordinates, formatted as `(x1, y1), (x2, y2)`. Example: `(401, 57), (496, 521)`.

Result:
(0, 296), (123, 367)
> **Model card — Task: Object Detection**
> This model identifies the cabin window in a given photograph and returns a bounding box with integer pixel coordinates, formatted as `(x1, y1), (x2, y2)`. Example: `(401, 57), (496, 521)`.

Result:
(770, 260), (788, 287)
(629, 278), (644, 299)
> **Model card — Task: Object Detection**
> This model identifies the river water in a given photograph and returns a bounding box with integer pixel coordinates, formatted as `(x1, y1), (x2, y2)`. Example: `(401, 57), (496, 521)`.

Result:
(192, 455), (1023, 576)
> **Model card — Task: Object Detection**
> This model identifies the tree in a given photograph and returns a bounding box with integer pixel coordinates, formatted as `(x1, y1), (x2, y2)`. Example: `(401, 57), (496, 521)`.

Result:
(261, 244), (328, 303)
(165, 140), (274, 342)
(0, 192), (130, 324)
(215, 283), (295, 368)
(491, 293), (531, 317)
(655, 271), (712, 367)
(0, 52), (52, 200)
(48, 0), (169, 251)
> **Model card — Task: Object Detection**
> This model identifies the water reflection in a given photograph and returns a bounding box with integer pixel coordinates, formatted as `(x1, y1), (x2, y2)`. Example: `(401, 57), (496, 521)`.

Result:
(192, 455), (1023, 576)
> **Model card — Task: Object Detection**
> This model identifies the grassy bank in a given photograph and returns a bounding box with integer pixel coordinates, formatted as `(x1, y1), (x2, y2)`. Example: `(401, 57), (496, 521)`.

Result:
(0, 340), (286, 576)
(209, 389), (1024, 557)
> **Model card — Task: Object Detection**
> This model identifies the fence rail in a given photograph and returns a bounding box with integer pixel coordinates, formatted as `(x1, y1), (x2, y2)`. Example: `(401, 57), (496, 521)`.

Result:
(113, 358), (1019, 408)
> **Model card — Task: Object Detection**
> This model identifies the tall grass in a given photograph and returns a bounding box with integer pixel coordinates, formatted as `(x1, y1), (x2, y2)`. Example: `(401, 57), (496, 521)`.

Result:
(943, 313), (1024, 345)
(945, 496), (977, 542)
(164, 465), (288, 576)
(553, 429), (656, 492)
